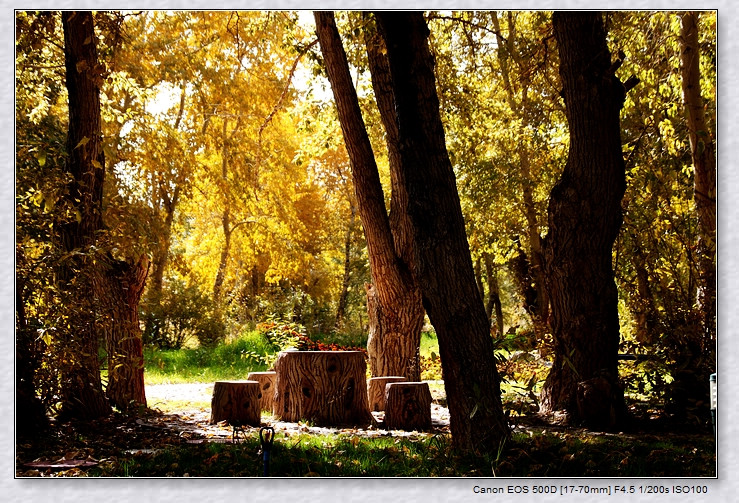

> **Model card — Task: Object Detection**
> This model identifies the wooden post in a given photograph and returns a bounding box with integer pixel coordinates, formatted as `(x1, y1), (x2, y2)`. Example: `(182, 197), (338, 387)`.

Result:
(368, 376), (406, 411)
(384, 382), (432, 431)
(247, 371), (277, 413)
(210, 380), (261, 426)
(273, 351), (372, 426)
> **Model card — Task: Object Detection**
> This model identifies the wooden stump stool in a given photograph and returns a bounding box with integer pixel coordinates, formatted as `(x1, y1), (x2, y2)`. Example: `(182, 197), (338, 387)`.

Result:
(247, 371), (277, 412)
(273, 351), (372, 426)
(368, 376), (406, 412)
(384, 382), (432, 431)
(210, 380), (261, 426)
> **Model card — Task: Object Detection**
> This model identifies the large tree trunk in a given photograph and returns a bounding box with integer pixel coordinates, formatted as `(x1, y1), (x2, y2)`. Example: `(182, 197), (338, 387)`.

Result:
(95, 255), (149, 411)
(679, 11), (716, 343)
(374, 11), (510, 453)
(540, 12), (628, 429)
(57, 11), (111, 421)
(314, 12), (424, 382)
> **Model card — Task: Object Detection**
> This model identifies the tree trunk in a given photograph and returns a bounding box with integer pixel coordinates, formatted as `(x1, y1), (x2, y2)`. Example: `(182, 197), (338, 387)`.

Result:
(374, 11), (510, 453)
(314, 11), (424, 382)
(272, 351), (372, 426)
(57, 11), (111, 421)
(384, 382), (432, 431)
(95, 255), (150, 411)
(246, 371), (277, 412)
(334, 203), (356, 328)
(368, 375), (406, 412)
(679, 11), (716, 343)
(540, 12), (628, 429)
(484, 253), (505, 337)
(210, 380), (261, 426)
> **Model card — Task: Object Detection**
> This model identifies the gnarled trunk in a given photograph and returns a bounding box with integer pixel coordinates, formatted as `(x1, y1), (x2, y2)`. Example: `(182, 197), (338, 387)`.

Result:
(541, 12), (628, 429)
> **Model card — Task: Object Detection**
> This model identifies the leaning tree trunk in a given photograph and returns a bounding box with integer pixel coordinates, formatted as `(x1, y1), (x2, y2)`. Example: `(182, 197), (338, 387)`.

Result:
(374, 11), (510, 454)
(315, 11), (424, 382)
(540, 12), (629, 429)
(57, 10), (111, 421)
(95, 255), (149, 411)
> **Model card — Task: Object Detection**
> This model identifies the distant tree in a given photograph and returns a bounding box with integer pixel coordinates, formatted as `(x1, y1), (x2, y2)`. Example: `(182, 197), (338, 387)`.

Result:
(540, 12), (633, 429)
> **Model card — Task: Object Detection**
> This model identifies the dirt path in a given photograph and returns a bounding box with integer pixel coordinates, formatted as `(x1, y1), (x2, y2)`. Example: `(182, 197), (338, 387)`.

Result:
(142, 382), (451, 442)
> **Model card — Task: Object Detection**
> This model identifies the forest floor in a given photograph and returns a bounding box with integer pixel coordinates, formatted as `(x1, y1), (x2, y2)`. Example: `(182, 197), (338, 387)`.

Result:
(16, 382), (717, 477)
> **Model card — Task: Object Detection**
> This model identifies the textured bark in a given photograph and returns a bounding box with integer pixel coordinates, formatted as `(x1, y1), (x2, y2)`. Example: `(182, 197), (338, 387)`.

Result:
(314, 12), (424, 382)
(384, 382), (432, 431)
(679, 11), (716, 343)
(540, 12), (628, 429)
(246, 371), (277, 412)
(367, 376), (406, 412)
(272, 351), (372, 426)
(57, 11), (111, 421)
(375, 11), (510, 453)
(95, 255), (150, 411)
(210, 380), (261, 426)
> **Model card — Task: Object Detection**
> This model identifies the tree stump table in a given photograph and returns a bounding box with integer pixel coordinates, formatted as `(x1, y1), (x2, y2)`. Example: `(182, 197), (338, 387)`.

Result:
(384, 382), (432, 431)
(272, 351), (372, 426)
(368, 376), (406, 412)
(246, 371), (277, 412)
(210, 380), (261, 426)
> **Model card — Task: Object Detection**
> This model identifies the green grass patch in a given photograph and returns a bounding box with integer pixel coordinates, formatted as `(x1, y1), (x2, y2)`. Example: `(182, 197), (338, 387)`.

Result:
(144, 331), (273, 384)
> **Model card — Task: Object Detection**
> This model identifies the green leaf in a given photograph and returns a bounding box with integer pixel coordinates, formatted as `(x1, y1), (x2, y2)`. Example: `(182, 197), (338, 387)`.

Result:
(469, 403), (478, 419)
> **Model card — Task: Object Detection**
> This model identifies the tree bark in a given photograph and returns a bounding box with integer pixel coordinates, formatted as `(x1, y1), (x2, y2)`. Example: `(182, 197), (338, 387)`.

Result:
(210, 380), (261, 426)
(384, 382), (432, 431)
(272, 351), (372, 426)
(94, 255), (150, 411)
(679, 11), (716, 343)
(246, 371), (277, 412)
(374, 11), (510, 453)
(314, 11), (424, 382)
(540, 12), (628, 429)
(368, 375), (406, 412)
(57, 10), (112, 421)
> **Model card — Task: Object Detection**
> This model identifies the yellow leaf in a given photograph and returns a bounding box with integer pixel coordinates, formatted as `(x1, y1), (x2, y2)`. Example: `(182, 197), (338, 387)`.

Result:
(91, 159), (103, 169)
(74, 137), (90, 150)
(75, 209), (82, 224)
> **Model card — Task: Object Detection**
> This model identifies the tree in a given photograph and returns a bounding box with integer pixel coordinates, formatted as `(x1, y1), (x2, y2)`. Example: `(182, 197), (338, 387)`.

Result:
(679, 11), (716, 342)
(57, 11), (112, 420)
(540, 12), (633, 429)
(314, 11), (425, 382)
(374, 11), (510, 453)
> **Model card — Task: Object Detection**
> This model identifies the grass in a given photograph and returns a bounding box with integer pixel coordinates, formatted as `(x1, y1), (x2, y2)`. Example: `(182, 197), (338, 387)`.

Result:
(144, 331), (273, 384)
(88, 427), (716, 478)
